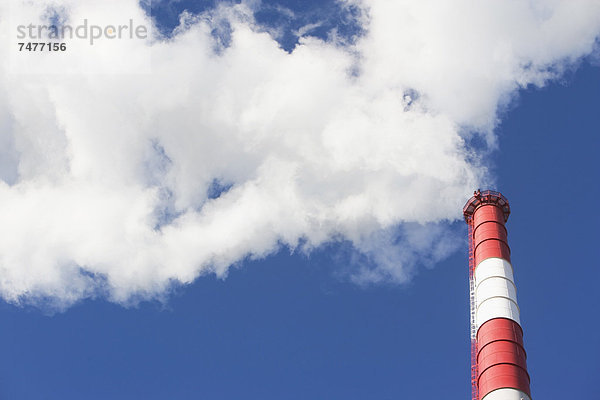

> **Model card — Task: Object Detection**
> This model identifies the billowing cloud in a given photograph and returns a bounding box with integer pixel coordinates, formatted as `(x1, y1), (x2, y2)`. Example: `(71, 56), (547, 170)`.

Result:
(0, 0), (598, 308)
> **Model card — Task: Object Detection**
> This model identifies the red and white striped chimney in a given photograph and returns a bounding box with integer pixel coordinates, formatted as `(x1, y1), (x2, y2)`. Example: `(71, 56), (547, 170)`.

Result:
(463, 190), (531, 400)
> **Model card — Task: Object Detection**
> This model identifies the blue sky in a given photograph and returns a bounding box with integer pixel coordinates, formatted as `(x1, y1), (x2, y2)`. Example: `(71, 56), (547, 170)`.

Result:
(0, 1), (599, 399)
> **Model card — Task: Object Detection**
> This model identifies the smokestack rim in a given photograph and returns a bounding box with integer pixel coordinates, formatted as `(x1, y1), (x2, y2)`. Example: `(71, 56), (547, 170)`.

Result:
(463, 189), (511, 223)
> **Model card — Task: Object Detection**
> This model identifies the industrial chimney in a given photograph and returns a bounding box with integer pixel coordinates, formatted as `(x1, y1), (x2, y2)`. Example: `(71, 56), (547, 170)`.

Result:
(463, 190), (531, 400)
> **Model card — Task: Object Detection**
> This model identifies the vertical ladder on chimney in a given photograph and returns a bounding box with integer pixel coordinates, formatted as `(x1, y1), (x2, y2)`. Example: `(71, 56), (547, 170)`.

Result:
(468, 217), (478, 400)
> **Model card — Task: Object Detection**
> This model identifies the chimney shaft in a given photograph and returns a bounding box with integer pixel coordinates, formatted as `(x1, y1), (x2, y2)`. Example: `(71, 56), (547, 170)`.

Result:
(464, 190), (531, 400)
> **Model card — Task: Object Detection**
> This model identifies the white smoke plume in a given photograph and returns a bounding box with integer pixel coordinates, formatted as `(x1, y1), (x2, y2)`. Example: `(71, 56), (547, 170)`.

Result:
(0, 0), (598, 308)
